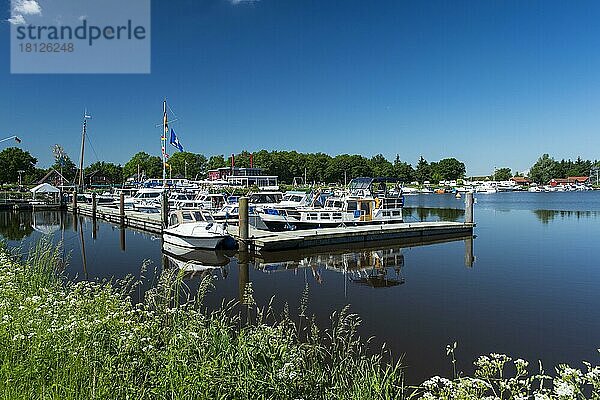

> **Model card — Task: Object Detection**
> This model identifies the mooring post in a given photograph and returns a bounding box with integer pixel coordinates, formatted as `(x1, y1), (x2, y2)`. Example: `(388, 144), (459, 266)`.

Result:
(91, 192), (97, 240)
(161, 191), (169, 229)
(91, 192), (97, 220)
(72, 188), (78, 214)
(239, 196), (249, 249)
(119, 192), (125, 227)
(465, 192), (474, 224)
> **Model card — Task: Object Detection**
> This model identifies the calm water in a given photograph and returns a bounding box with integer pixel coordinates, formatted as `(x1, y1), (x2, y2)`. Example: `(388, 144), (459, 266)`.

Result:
(1, 191), (600, 384)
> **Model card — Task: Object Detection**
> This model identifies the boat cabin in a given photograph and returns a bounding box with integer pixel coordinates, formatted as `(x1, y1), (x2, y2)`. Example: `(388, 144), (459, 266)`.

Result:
(168, 210), (214, 227)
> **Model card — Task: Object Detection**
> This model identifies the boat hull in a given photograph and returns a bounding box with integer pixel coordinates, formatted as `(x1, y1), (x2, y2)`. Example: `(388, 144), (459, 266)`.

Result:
(163, 231), (227, 250)
(262, 218), (404, 232)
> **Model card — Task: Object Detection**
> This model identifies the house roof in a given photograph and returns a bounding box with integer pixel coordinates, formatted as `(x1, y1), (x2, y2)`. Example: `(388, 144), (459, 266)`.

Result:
(567, 176), (589, 182)
(37, 169), (71, 185)
(511, 177), (531, 183)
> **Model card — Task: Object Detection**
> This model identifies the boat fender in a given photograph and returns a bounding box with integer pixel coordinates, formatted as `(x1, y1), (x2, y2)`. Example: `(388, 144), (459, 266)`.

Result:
(205, 223), (214, 230)
(375, 198), (381, 209)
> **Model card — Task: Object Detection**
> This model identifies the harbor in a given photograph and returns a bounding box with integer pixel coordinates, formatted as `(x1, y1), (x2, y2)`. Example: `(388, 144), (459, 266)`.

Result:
(3, 0), (600, 396)
(69, 195), (475, 253)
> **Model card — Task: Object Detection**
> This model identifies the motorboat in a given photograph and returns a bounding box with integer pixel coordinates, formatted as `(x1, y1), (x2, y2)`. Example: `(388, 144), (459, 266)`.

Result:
(259, 177), (404, 231)
(248, 191), (284, 212)
(163, 210), (235, 249)
(171, 192), (228, 211)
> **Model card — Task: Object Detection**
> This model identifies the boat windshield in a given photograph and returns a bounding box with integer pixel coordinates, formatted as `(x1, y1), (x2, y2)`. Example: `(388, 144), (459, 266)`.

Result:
(250, 193), (282, 204)
(283, 194), (304, 203)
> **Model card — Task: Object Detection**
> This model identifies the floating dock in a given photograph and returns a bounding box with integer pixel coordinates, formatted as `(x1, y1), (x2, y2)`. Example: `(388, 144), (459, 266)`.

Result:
(70, 203), (163, 233)
(69, 201), (475, 254)
(230, 221), (474, 253)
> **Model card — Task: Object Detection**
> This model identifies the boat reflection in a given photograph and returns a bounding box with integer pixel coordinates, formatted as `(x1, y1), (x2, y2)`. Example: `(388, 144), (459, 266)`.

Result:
(252, 233), (474, 288)
(162, 242), (233, 280)
(256, 247), (406, 288)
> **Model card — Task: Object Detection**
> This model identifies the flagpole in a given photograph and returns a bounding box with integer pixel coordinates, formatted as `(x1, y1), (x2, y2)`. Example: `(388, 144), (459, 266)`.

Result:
(162, 99), (167, 188)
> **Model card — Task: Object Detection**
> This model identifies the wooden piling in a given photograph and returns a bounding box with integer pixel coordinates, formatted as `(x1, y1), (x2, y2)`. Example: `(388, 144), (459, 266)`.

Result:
(91, 192), (97, 220)
(119, 192), (125, 227)
(72, 189), (78, 214)
(465, 192), (474, 224)
(161, 191), (169, 229)
(238, 196), (249, 248)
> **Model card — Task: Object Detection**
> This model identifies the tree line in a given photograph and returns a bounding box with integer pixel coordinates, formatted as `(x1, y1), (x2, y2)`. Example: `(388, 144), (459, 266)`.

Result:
(1, 145), (597, 186)
(529, 154), (598, 184)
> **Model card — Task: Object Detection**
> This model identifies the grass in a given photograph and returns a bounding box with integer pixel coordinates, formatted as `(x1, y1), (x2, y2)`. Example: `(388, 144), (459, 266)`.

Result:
(0, 238), (404, 399)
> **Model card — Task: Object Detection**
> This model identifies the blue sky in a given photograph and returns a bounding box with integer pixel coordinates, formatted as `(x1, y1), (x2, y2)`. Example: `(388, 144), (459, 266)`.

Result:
(1, 0), (599, 175)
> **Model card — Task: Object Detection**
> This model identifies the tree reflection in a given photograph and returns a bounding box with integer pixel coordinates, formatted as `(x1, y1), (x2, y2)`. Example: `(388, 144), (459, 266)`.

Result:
(403, 207), (465, 222)
(533, 209), (599, 224)
(0, 211), (34, 240)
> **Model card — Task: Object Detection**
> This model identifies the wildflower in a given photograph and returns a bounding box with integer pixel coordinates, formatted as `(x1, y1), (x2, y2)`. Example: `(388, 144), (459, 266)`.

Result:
(553, 380), (575, 398)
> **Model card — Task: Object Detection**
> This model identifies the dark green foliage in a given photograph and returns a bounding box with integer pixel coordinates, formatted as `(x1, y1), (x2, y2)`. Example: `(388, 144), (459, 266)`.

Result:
(0, 147), (37, 184)
(123, 152), (163, 179)
(493, 167), (513, 181)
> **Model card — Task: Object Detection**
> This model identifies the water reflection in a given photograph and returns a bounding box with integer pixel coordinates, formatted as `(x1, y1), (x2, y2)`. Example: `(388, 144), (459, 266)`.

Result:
(162, 242), (233, 281)
(251, 233), (473, 289)
(533, 209), (600, 224)
(403, 207), (465, 222)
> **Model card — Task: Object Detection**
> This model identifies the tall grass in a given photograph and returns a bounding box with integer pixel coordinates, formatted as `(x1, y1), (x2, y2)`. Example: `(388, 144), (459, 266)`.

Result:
(0, 238), (403, 399)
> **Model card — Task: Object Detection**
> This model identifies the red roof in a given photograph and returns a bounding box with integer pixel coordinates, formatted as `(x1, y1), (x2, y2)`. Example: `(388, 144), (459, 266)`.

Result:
(567, 176), (589, 183)
(511, 177), (531, 184)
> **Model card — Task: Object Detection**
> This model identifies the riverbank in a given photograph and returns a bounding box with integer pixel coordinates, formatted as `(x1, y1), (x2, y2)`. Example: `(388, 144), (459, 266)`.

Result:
(1, 239), (599, 399)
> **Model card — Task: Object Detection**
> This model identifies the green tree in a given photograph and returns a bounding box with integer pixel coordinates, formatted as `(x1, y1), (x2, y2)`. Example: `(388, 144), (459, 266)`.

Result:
(393, 155), (415, 183)
(529, 154), (558, 184)
(369, 154), (394, 177)
(433, 158), (466, 181)
(207, 155), (227, 171)
(84, 162), (123, 185)
(168, 152), (208, 179)
(325, 154), (372, 184)
(494, 167), (512, 181)
(305, 152), (332, 184)
(0, 147), (37, 184)
(123, 152), (162, 180)
(414, 156), (432, 183)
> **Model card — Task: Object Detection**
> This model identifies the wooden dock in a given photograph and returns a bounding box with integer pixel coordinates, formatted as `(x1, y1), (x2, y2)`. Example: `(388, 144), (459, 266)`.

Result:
(69, 203), (475, 254)
(71, 203), (163, 233)
(228, 221), (474, 252)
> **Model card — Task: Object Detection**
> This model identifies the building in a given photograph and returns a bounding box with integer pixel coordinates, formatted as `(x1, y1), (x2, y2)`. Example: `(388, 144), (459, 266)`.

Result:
(549, 176), (589, 186)
(207, 167), (278, 189)
(37, 169), (72, 187)
(510, 176), (532, 185)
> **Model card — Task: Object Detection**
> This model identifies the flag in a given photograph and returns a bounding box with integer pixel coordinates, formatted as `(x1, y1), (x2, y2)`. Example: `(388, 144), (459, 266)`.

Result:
(169, 128), (184, 152)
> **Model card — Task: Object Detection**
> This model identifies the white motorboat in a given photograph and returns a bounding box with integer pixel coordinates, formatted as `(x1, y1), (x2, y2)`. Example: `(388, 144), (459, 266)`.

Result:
(259, 177), (404, 231)
(163, 210), (234, 249)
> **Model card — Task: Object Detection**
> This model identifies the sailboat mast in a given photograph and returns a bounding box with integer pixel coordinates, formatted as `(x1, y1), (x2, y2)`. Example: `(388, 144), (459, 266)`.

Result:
(78, 111), (88, 188)
(162, 99), (167, 187)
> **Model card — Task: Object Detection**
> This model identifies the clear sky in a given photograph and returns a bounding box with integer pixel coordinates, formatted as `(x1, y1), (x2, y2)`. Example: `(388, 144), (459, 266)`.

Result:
(1, 0), (599, 175)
